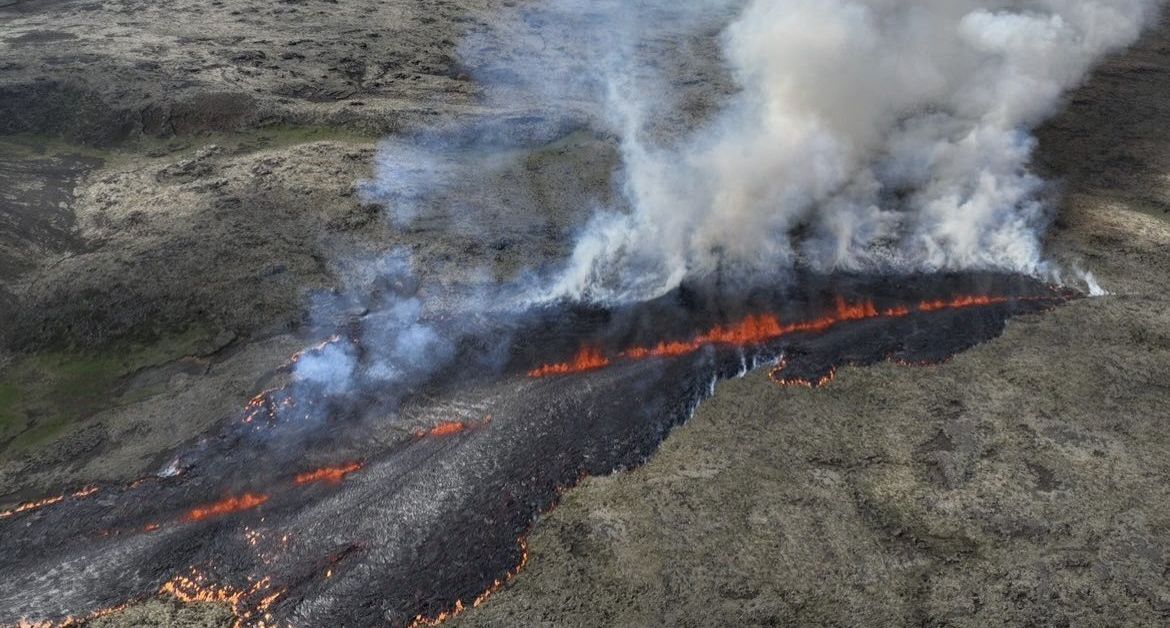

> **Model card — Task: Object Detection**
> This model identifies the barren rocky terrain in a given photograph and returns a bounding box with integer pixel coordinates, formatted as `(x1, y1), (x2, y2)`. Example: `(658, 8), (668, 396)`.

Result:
(1, 0), (1168, 626)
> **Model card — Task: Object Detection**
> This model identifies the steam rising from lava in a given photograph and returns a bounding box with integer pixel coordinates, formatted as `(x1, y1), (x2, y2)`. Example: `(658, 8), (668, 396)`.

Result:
(548, 0), (1156, 302)
(362, 0), (1153, 304)
(264, 252), (470, 430)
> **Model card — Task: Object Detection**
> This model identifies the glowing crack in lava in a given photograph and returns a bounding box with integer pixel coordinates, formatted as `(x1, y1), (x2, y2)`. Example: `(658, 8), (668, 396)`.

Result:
(0, 486), (98, 520)
(413, 416), (493, 438)
(184, 493), (269, 523)
(528, 293), (1047, 378)
(293, 462), (363, 486)
(527, 346), (610, 377)
(0, 495), (63, 520)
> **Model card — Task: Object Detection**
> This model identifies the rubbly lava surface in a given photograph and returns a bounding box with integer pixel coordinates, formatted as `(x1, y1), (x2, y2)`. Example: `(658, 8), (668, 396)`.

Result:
(0, 273), (1067, 627)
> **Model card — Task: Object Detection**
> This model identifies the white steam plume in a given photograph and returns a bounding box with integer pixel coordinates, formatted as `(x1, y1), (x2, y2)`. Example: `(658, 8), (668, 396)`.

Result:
(549, 0), (1156, 303)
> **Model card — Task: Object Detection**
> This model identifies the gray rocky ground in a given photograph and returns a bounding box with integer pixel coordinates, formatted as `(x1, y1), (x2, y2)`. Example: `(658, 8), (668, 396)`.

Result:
(0, 0), (1168, 625)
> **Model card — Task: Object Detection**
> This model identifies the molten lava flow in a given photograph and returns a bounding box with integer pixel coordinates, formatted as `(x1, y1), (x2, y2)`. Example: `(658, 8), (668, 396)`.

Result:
(184, 493), (269, 523)
(293, 462), (363, 486)
(413, 415), (492, 439)
(528, 293), (1058, 378)
(770, 364), (839, 389)
(242, 335), (346, 427)
(17, 601), (136, 627)
(424, 421), (468, 437)
(527, 345), (610, 377)
(917, 294), (1011, 312)
(242, 388), (280, 425)
(623, 314), (785, 360)
(0, 495), (64, 520)
(160, 569), (283, 628)
(0, 485), (100, 521)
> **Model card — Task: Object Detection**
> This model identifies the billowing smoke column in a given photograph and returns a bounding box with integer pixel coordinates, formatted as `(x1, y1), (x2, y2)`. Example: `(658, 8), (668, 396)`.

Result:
(541, 0), (1155, 303)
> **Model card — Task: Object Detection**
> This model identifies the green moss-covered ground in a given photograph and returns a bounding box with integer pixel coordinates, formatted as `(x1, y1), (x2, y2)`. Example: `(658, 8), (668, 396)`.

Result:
(0, 326), (215, 455)
(0, 125), (376, 165)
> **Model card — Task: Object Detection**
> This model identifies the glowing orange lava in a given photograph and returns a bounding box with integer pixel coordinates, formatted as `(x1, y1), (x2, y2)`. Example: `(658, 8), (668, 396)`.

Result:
(184, 493), (269, 523)
(72, 485), (99, 498)
(16, 600), (136, 628)
(408, 467), (588, 626)
(529, 293), (1057, 378)
(160, 569), (283, 628)
(527, 345), (610, 377)
(0, 485), (100, 521)
(413, 415), (493, 439)
(293, 462), (363, 486)
(623, 313), (785, 360)
(770, 362), (839, 389)
(242, 388), (280, 424)
(429, 422), (468, 437)
(917, 294), (1011, 312)
(0, 495), (64, 520)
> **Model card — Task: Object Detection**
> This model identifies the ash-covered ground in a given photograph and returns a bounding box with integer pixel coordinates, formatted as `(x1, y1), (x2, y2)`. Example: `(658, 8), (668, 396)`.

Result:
(0, 0), (1168, 626)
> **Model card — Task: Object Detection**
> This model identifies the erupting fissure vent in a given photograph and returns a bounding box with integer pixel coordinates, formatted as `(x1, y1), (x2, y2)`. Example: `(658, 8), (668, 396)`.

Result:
(528, 293), (1055, 378)
(527, 346), (610, 377)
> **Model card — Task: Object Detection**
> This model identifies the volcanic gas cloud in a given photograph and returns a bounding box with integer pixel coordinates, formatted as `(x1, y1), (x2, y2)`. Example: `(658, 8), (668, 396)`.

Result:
(534, 0), (1150, 303)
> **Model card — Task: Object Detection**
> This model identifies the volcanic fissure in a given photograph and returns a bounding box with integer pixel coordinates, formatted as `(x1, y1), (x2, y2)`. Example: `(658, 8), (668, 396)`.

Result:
(1, 273), (1069, 627)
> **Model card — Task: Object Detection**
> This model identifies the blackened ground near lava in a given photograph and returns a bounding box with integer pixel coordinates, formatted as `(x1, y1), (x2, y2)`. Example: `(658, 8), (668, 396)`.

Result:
(0, 273), (1069, 627)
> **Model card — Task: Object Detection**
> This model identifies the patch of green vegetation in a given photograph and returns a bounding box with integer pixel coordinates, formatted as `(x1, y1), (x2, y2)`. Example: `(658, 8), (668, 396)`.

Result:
(0, 133), (115, 161)
(0, 326), (215, 454)
(0, 124), (377, 167)
(0, 383), (23, 436)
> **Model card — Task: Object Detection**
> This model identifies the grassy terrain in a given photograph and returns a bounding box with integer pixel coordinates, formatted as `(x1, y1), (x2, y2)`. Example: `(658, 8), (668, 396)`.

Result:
(0, 124), (376, 164)
(0, 326), (215, 455)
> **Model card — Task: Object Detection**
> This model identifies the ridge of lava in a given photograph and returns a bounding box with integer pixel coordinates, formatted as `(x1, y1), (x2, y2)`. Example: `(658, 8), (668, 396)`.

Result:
(293, 462), (364, 486)
(184, 493), (270, 523)
(527, 293), (1054, 378)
